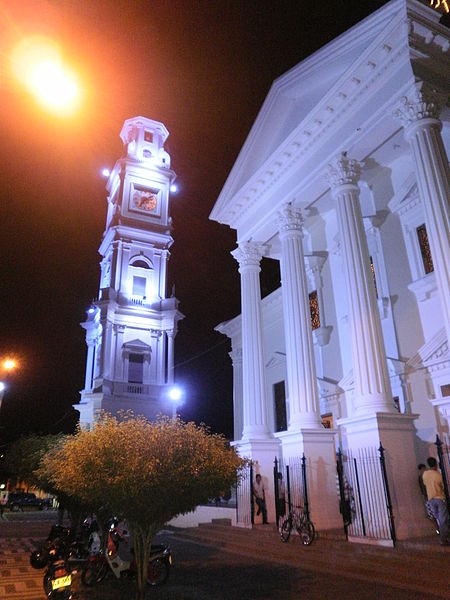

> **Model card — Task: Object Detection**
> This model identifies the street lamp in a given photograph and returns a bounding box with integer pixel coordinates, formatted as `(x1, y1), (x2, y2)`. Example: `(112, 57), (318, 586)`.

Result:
(168, 385), (183, 419)
(0, 382), (5, 414)
(10, 35), (83, 116)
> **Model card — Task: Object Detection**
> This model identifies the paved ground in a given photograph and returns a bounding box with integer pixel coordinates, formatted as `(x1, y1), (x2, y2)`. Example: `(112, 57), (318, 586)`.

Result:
(0, 511), (448, 599)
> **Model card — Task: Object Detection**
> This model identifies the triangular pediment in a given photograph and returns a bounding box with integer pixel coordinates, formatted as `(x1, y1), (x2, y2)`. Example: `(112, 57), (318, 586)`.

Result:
(317, 377), (343, 399)
(122, 339), (151, 352)
(407, 328), (448, 370)
(266, 351), (286, 369)
(211, 1), (409, 222)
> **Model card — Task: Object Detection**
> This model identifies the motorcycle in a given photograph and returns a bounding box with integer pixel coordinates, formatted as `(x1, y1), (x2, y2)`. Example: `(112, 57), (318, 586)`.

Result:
(42, 546), (73, 599)
(30, 521), (93, 599)
(30, 523), (90, 570)
(82, 521), (171, 588)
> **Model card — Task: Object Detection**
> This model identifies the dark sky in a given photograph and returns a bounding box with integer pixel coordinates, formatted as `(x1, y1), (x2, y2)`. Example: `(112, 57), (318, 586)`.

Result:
(0, 0), (397, 444)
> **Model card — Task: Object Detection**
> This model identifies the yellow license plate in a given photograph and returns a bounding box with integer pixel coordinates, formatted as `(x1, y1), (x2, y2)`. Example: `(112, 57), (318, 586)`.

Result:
(52, 574), (71, 590)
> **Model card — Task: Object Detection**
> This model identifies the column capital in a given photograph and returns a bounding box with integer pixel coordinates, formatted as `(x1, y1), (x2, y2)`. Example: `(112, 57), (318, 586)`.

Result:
(229, 348), (243, 365)
(277, 203), (304, 238)
(392, 81), (445, 131)
(231, 241), (267, 270)
(326, 152), (361, 191)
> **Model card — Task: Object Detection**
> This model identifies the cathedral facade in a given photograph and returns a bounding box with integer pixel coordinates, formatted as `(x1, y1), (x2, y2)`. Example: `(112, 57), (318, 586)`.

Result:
(75, 117), (183, 428)
(211, 0), (449, 539)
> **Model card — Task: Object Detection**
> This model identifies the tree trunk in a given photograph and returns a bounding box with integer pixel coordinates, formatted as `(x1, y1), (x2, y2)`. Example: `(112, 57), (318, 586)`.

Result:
(132, 526), (153, 600)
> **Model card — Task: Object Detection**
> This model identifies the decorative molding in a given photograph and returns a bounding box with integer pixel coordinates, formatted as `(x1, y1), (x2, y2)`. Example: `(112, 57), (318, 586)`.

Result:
(407, 326), (448, 371)
(231, 241), (268, 269)
(266, 351), (286, 369)
(392, 80), (446, 128)
(326, 152), (362, 190)
(277, 203), (304, 236)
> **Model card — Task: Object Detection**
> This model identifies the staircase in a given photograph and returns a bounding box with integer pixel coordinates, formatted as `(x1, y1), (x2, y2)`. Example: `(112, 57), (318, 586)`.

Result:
(173, 520), (448, 598)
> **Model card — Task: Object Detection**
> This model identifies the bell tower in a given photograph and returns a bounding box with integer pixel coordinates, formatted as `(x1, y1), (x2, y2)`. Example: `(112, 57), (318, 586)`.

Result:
(74, 116), (184, 428)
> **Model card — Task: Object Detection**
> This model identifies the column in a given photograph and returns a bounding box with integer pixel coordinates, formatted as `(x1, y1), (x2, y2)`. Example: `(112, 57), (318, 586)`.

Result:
(278, 204), (321, 429)
(229, 348), (243, 441)
(84, 339), (95, 391)
(231, 241), (270, 440)
(167, 329), (175, 384)
(326, 152), (394, 416)
(393, 81), (450, 343)
(112, 325), (125, 380)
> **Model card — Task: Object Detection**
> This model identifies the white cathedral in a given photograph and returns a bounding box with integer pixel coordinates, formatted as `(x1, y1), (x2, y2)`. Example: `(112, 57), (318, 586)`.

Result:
(211, 0), (449, 539)
(74, 117), (183, 427)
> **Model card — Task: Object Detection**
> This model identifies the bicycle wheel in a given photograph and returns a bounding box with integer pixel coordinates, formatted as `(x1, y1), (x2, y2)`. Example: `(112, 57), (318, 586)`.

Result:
(280, 518), (292, 543)
(298, 520), (315, 546)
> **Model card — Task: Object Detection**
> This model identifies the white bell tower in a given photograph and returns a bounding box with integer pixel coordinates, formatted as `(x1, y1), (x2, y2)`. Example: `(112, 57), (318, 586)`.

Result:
(74, 116), (184, 428)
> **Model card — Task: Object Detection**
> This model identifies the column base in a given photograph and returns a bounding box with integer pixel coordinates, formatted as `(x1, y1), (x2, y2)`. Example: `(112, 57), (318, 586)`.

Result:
(232, 438), (280, 524)
(275, 428), (342, 531)
(338, 412), (433, 540)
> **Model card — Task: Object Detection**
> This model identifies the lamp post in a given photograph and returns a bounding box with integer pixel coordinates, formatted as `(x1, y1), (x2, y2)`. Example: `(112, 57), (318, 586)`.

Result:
(0, 358), (19, 420)
(0, 382), (5, 416)
(168, 385), (183, 420)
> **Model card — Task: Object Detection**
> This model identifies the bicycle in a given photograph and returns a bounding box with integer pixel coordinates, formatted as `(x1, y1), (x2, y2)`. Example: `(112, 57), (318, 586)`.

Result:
(280, 504), (315, 546)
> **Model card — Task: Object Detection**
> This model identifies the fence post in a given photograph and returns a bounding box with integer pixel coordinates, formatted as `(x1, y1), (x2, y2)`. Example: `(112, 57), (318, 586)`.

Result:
(378, 444), (396, 545)
(353, 457), (366, 537)
(301, 453), (310, 522)
(250, 463), (254, 526)
(336, 449), (348, 539)
(435, 435), (450, 512)
(273, 457), (280, 523)
(286, 465), (292, 513)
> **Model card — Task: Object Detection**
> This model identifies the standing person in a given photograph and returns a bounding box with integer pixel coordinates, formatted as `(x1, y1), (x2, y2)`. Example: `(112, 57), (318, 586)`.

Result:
(253, 474), (268, 524)
(0, 494), (7, 518)
(422, 457), (449, 546)
(277, 473), (286, 519)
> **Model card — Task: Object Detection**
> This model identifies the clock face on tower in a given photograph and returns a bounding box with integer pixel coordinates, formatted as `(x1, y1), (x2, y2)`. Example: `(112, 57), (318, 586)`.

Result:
(132, 189), (158, 212)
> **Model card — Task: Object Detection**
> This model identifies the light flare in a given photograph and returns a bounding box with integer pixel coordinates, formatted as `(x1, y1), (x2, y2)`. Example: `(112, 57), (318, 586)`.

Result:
(10, 35), (82, 115)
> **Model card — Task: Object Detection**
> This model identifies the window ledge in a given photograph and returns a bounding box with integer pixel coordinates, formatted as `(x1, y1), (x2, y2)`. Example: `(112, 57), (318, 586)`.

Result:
(407, 271), (437, 302)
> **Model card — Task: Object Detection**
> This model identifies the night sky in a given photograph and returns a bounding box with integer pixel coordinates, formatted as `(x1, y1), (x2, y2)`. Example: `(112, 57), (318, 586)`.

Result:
(0, 0), (404, 445)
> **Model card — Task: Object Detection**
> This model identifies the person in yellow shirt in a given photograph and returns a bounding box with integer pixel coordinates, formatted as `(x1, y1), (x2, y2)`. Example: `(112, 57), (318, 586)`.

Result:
(422, 457), (449, 545)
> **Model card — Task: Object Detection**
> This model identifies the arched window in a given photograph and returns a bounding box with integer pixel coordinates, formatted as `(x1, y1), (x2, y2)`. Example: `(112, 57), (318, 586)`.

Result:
(129, 256), (154, 302)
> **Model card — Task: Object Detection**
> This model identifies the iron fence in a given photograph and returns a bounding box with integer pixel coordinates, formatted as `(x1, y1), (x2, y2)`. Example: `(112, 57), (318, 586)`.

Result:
(435, 434), (450, 512)
(235, 462), (253, 527)
(274, 454), (310, 523)
(336, 445), (395, 545)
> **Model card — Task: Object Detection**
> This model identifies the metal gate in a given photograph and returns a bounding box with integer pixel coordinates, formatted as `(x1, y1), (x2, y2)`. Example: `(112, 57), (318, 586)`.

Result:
(336, 445), (396, 545)
(235, 463), (253, 527)
(436, 434), (450, 512)
(274, 454), (310, 523)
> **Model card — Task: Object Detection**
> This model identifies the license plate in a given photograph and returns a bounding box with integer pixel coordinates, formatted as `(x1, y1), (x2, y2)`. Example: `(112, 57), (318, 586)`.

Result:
(51, 575), (71, 590)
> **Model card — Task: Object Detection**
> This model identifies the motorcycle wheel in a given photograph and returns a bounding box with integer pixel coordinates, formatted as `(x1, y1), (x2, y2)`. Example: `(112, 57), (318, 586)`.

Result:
(146, 558), (169, 586)
(280, 518), (291, 543)
(81, 559), (109, 587)
(299, 520), (315, 546)
(43, 573), (71, 598)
